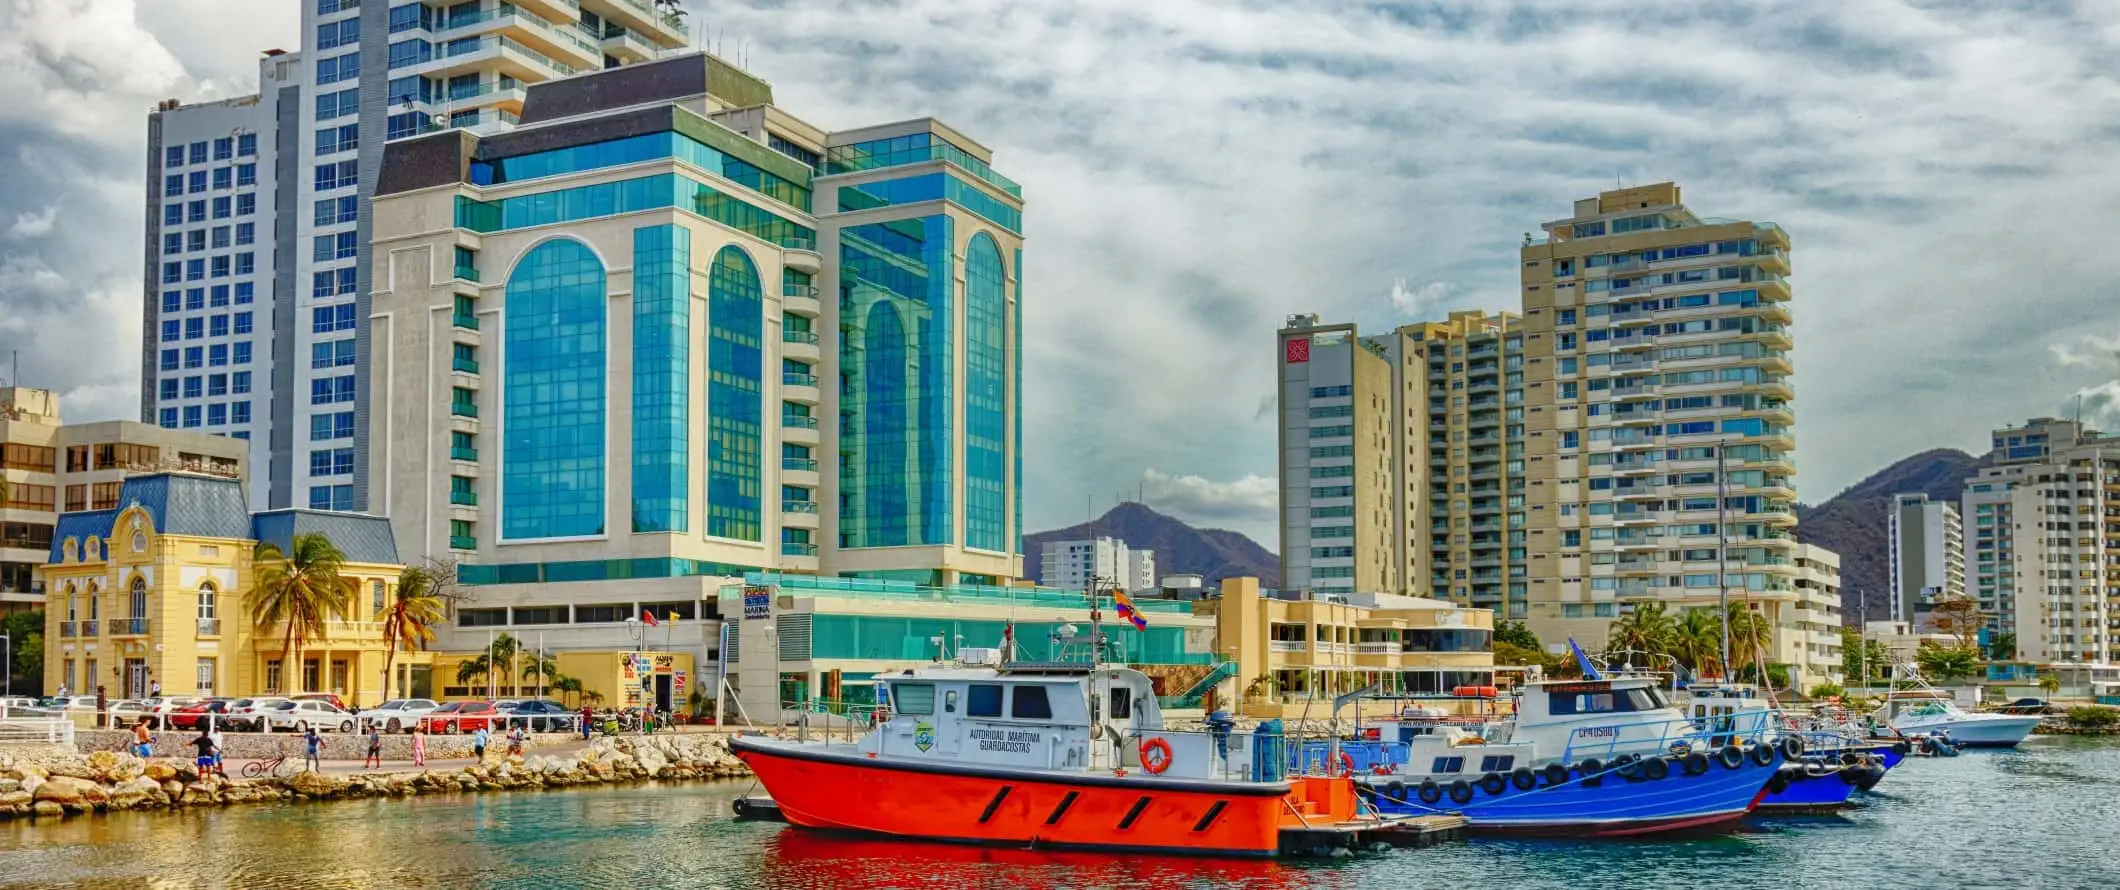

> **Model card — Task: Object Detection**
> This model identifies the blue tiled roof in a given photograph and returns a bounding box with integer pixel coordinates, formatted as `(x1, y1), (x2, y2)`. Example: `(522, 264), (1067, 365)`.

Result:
(49, 510), (117, 563)
(252, 510), (400, 566)
(43, 473), (398, 567)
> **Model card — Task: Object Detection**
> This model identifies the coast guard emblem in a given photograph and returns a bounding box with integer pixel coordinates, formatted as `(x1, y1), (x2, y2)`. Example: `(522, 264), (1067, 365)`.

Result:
(914, 721), (935, 752)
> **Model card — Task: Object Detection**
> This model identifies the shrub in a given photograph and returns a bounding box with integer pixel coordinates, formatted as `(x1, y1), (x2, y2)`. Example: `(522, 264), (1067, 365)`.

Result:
(2067, 706), (2119, 731)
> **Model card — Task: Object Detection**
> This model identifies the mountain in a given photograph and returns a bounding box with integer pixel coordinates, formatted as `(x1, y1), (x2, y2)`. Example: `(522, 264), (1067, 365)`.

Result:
(1792, 448), (1983, 626)
(1024, 502), (1280, 588)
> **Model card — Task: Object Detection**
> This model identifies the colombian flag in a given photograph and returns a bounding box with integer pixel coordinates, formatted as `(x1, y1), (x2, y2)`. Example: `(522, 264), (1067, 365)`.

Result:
(1111, 590), (1148, 631)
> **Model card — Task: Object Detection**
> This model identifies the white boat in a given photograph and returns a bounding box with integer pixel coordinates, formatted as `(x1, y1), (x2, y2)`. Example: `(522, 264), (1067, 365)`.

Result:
(1873, 689), (2041, 749)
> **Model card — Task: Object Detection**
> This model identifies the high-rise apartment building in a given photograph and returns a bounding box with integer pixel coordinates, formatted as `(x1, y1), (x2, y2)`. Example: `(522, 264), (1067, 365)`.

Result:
(0, 387), (248, 617)
(1888, 492), (1966, 626)
(1962, 418), (2120, 663)
(1040, 537), (1156, 592)
(367, 54), (1025, 652)
(1517, 183), (1825, 678)
(144, 0), (692, 512)
(1275, 310), (1523, 608)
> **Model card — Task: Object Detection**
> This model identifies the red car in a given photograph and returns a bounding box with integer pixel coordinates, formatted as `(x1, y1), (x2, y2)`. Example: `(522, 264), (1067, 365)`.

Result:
(420, 700), (499, 734)
(168, 698), (235, 730)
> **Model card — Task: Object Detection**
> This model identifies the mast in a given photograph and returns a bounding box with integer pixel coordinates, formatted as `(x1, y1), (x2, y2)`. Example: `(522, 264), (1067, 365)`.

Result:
(1717, 442), (1732, 681)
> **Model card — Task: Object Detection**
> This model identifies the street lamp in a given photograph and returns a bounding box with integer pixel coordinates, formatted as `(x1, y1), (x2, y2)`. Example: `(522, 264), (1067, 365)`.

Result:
(625, 616), (645, 652)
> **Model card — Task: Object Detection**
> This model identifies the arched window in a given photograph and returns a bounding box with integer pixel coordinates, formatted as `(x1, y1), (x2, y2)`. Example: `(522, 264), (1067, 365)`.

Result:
(706, 244), (763, 542)
(838, 216), (954, 549)
(85, 537), (100, 560)
(197, 582), (217, 620)
(371, 579), (385, 615)
(861, 302), (910, 547)
(963, 232), (1008, 553)
(129, 577), (148, 619)
(503, 238), (608, 540)
(64, 584), (77, 622)
(131, 530), (147, 553)
(86, 582), (99, 620)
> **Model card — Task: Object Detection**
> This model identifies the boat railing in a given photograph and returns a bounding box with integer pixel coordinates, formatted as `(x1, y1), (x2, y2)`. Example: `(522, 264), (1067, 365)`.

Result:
(780, 697), (889, 745)
(1558, 708), (1779, 764)
(1119, 724), (1353, 784)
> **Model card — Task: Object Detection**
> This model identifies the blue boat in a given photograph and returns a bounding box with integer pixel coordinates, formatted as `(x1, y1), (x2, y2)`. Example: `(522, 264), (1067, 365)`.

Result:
(1681, 686), (1900, 810)
(1323, 673), (1789, 836)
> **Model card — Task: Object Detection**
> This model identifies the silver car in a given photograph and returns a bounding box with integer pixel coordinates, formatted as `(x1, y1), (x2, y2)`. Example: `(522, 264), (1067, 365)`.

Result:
(258, 699), (357, 733)
(358, 698), (440, 733)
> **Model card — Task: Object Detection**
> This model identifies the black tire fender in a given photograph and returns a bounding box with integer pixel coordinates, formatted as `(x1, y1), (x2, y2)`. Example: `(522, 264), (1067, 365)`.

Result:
(1447, 780), (1474, 805)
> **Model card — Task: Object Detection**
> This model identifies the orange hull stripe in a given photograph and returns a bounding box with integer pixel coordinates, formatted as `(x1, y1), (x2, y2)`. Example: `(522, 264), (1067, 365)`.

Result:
(739, 748), (1288, 856)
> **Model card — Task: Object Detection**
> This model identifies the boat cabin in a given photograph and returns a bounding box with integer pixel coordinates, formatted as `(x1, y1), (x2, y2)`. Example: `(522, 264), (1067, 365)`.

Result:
(865, 664), (1164, 772)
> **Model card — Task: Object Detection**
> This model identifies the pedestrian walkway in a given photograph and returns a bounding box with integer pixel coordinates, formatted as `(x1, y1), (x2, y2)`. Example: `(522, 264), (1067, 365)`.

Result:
(214, 739), (596, 777)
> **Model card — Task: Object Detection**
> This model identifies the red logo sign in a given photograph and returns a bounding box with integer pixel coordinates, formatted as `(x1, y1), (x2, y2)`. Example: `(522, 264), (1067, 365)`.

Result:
(1286, 338), (1310, 363)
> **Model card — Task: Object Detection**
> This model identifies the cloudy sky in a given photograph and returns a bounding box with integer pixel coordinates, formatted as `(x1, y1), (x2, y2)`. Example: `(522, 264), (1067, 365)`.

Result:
(5, 1), (2120, 547)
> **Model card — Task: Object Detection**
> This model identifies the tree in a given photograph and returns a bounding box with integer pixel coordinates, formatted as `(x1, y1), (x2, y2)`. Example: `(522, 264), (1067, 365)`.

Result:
(2, 610), (43, 692)
(250, 534), (354, 691)
(456, 633), (522, 694)
(1671, 608), (1724, 677)
(1808, 683), (1845, 700)
(1928, 596), (1985, 650)
(1914, 643), (1982, 682)
(552, 675), (585, 707)
(2038, 673), (2061, 696)
(1495, 620), (1540, 650)
(1606, 601), (1677, 666)
(519, 652), (560, 695)
(377, 567), (446, 700)
(1724, 604), (1773, 678)
(1841, 627), (1868, 684)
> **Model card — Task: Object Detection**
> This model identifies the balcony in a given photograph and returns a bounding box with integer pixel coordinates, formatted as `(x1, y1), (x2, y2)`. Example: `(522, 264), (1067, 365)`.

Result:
(600, 26), (664, 63)
(783, 500), (819, 514)
(1269, 640), (1307, 653)
(438, 7), (603, 69)
(58, 621), (76, 638)
(441, 80), (529, 117)
(781, 542), (819, 557)
(450, 535), (477, 551)
(783, 246), (823, 275)
(197, 618), (220, 636)
(108, 617), (149, 636)
(451, 490), (479, 507)
(453, 313), (481, 331)
(453, 263), (481, 283)
(593, 0), (691, 47)
(782, 415), (819, 429)
(782, 284), (822, 316)
(451, 446), (479, 462)
(452, 403), (479, 419)
(453, 356), (480, 374)
(782, 457), (818, 472)
(404, 35), (578, 85)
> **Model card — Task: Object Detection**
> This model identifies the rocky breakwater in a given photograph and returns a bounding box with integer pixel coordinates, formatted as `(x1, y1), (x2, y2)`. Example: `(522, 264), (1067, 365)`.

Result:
(0, 734), (752, 822)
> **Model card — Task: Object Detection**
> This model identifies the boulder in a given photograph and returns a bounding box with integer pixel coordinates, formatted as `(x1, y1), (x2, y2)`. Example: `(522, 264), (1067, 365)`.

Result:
(144, 762), (177, 782)
(161, 780), (185, 798)
(0, 779), (18, 795)
(0, 790), (29, 810)
(287, 771), (344, 798)
(31, 801), (63, 819)
(46, 759), (95, 780)
(32, 775), (97, 806)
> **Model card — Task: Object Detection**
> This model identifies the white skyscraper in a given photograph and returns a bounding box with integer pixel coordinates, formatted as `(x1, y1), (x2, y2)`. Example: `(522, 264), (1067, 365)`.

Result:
(143, 1), (691, 511)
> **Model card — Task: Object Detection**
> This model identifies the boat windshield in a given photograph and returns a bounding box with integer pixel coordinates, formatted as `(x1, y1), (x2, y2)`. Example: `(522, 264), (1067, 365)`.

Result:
(1548, 684), (1671, 715)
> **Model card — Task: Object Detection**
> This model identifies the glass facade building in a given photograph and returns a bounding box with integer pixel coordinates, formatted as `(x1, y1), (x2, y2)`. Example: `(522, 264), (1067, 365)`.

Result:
(839, 216), (956, 549)
(631, 225), (691, 534)
(501, 239), (608, 540)
(707, 245), (765, 542)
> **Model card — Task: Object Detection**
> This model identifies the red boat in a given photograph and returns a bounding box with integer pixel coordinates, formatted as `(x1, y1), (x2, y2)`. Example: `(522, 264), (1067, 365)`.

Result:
(732, 662), (1374, 858)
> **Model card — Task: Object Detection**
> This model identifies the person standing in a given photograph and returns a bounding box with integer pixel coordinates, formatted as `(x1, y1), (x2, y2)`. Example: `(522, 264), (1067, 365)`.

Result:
(150, 679), (161, 698)
(131, 720), (154, 760)
(190, 728), (216, 778)
(209, 724), (227, 777)
(472, 725), (489, 763)
(95, 685), (108, 729)
(581, 704), (594, 741)
(303, 726), (325, 773)
(362, 724), (383, 769)
(506, 725), (524, 758)
(410, 724), (427, 768)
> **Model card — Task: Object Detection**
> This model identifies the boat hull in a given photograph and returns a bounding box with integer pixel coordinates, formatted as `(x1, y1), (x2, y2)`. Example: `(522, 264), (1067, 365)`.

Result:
(1892, 714), (2042, 748)
(731, 736), (1309, 858)
(1358, 751), (1779, 836)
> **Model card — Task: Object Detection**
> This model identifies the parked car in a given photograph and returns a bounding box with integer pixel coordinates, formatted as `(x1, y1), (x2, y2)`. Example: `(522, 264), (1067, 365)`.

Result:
(1996, 697), (2058, 715)
(168, 699), (236, 730)
(55, 696), (100, 713)
(106, 700), (152, 727)
(226, 697), (293, 732)
(257, 699), (357, 733)
(420, 701), (501, 734)
(292, 692), (348, 711)
(0, 696), (40, 712)
(500, 700), (575, 732)
(358, 699), (440, 733)
(140, 696), (203, 727)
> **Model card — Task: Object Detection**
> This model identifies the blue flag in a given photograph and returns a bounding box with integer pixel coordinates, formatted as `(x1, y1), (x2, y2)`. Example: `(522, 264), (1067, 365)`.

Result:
(1568, 638), (1602, 680)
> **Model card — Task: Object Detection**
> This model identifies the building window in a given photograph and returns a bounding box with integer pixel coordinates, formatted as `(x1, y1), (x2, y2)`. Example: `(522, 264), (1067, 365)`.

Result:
(630, 225), (690, 533)
(963, 233), (1008, 552)
(705, 244), (762, 542)
(503, 239), (608, 540)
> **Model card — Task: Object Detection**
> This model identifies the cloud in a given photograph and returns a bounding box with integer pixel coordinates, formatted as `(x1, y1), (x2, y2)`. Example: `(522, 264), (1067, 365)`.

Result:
(1390, 278), (1454, 317)
(1138, 469), (1279, 532)
(4, 205), (55, 239)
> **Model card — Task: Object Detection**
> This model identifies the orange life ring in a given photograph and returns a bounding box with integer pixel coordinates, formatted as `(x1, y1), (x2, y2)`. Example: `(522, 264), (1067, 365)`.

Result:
(1335, 752), (1356, 776)
(1139, 737), (1174, 774)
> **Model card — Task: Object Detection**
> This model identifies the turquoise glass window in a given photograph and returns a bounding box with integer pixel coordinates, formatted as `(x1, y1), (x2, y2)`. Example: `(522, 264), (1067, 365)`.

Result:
(453, 173), (814, 247)
(837, 173), (1021, 235)
(839, 215), (954, 548)
(1013, 247), (1024, 555)
(963, 233), (1008, 553)
(632, 225), (690, 533)
(806, 615), (1205, 664)
(824, 132), (1022, 198)
(503, 239), (607, 539)
(707, 245), (763, 542)
(471, 131), (812, 213)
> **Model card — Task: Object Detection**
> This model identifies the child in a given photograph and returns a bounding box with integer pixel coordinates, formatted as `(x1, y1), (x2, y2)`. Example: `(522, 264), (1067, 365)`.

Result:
(131, 720), (155, 759)
(472, 726), (489, 762)
(410, 724), (427, 768)
(362, 724), (383, 769)
(506, 725), (525, 758)
(190, 729), (216, 777)
(303, 726), (325, 773)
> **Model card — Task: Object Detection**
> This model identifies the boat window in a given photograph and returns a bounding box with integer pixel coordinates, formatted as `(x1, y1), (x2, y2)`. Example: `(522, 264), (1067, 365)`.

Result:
(1431, 756), (1465, 773)
(1478, 755), (1515, 772)
(1012, 685), (1053, 719)
(1552, 692), (1618, 715)
(945, 690), (958, 713)
(1626, 688), (1668, 711)
(968, 685), (1004, 718)
(1110, 687), (1132, 720)
(892, 684), (935, 716)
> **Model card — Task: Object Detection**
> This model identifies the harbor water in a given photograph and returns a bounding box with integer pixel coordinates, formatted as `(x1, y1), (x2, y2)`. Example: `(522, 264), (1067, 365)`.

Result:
(3, 737), (2117, 889)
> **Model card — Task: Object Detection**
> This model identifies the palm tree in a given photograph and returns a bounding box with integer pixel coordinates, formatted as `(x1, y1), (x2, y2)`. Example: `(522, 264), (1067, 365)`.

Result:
(1915, 643), (1981, 682)
(1725, 603), (1774, 679)
(1606, 601), (1677, 667)
(1671, 608), (1724, 677)
(552, 675), (585, 707)
(250, 534), (354, 692)
(377, 566), (446, 699)
(519, 652), (560, 696)
(455, 632), (522, 695)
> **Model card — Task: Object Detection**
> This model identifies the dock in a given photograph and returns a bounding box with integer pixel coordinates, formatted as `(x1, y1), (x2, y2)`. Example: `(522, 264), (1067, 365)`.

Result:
(1278, 814), (1466, 856)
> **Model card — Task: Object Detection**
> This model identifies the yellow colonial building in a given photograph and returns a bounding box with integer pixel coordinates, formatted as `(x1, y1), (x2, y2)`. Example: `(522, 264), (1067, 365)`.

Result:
(41, 473), (422, 706)
(1202, 577), (1497, 720)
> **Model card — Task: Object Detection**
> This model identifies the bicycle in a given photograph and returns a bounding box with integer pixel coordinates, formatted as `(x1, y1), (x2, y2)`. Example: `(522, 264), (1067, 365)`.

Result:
(242, 747), (292, 779)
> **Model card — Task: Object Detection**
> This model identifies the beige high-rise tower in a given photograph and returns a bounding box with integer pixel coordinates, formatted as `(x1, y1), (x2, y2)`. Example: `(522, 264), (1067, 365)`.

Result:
(1517, 183), (1838, 686)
